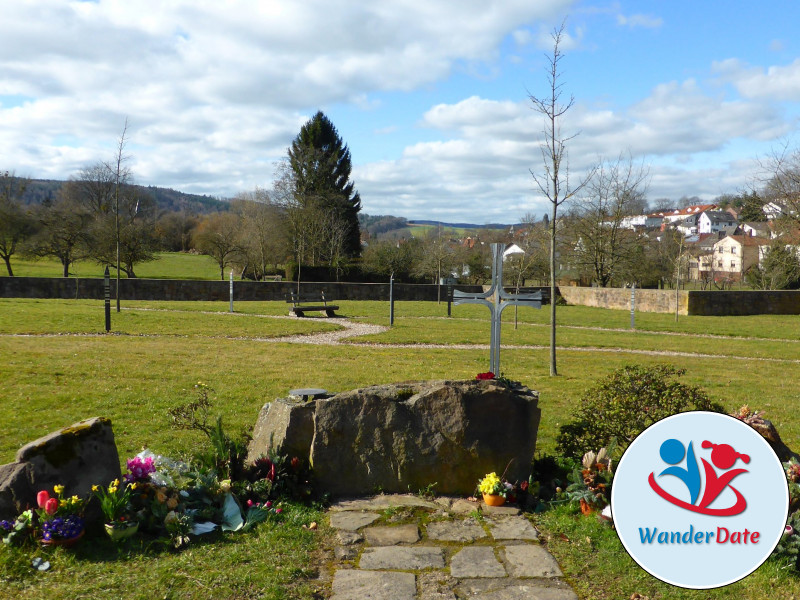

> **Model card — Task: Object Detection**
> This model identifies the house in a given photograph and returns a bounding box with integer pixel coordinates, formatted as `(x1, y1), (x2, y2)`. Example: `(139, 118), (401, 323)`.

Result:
(739, 221), (772, 238)
(686, 233), (717, 281)
(710, 235), (771, 281)
(656, 204), (718, 224)
(698, 211), (738, 234)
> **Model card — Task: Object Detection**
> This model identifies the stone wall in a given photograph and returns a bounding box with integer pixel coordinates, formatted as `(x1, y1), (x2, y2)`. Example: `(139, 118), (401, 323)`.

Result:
(558, 286), (688, 315)
(0, 276), (486, 302)
(558, 286), (800, 316)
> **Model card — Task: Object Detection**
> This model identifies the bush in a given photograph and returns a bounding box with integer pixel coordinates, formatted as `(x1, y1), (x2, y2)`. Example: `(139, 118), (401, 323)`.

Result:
(556, 364), (724, 459)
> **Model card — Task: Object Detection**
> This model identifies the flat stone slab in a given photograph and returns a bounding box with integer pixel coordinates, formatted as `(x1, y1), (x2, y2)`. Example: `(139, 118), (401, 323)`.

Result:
(449, 546), (506, 578)
(337, 530), (364, 545)
(330, 494), (439, 512)
(329, 511), (381, 531)
(418, 572), (457, 600)
(481, 503), (521, 516)
(503, 545), (563, 578)
(426, 519), (487, 542)
(331, 569), (416, 600)
(455, 579), (578, 600)
(487, 516), (539, 541)
(364, 524), (420, 545)
(450, 498), (481, 514)
(359, 546), (446, 570)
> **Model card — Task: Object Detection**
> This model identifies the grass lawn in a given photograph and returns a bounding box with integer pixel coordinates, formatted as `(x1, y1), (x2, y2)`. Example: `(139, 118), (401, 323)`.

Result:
(2, 252), (222, 280)
(1, 298), (799, 598)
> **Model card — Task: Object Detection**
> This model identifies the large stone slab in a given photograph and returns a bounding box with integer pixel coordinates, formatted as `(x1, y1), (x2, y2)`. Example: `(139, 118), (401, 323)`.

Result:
(364, 524), (420, 545)
(331, 570), (416, 600)
(502, 545), (563, 578)
(329, 511), (381, 531)
(273, 379), (540, 496)
(13, 417), (121, 509)
(0, 462), (33, 520)
(455, 579), (578, 600)
(360, 546), (446, 570)
(450, 547), (506, 578)
(330, 494), (439, 512)
(426, 519), (487, 542)
(247, 398), (314, 462)
(487, 516), (539, 541)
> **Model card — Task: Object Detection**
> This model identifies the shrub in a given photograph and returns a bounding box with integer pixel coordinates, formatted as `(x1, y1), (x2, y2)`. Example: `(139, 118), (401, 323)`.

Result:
(556, 364), (724, 459)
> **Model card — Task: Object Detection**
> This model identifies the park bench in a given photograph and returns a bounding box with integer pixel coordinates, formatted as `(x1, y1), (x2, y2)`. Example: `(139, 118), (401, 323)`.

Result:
(287, 291), (339, 317)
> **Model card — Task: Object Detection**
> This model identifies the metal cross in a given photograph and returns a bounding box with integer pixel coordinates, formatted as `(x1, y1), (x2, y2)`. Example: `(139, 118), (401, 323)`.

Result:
(453, 243), (542, 375)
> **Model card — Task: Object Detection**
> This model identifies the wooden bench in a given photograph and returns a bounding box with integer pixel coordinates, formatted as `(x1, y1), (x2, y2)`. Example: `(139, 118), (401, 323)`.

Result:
(287, 291), (339, 317)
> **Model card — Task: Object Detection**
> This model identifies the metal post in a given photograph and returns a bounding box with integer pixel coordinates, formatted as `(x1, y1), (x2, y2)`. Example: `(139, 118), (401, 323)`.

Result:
(630, 283), (635, 330)
(447, 282), (453, 317)
(389, 275), (395, 326)
(229, 270), (234, 313)
(104, 266), (111, 332)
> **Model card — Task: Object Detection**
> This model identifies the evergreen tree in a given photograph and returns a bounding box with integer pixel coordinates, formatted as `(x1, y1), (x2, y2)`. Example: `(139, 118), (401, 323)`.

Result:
(288, 111), (362, 259)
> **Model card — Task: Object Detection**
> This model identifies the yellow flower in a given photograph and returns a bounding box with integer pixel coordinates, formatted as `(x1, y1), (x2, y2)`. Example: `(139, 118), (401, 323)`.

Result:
(478, 472), (501, 495)
(53, 485), (65, 495)
(130, 482), (138, 491)
(112, 479), (120, 487)
(71, 495), (79, 503)
(109, 486), (118, 494)
(92, 485), (99, 492)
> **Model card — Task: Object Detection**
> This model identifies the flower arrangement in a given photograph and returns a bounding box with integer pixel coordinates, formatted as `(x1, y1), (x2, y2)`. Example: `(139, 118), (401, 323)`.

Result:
(565, 447), (614, 512)
(126, 456), (156, 483)
(475, 372), (495, 380)
(478, 472), (511, 498)
(35, 485), (86, 541)
(93, 479), (138, 524)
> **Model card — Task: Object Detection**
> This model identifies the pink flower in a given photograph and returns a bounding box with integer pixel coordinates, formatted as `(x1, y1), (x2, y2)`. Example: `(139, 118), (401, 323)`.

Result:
(247, 499), (254, 507)
(276, 508), (283, 514)
(45, 497), (58, 515)
(266, 501), (272, 508)
(37, 491), (50, 509)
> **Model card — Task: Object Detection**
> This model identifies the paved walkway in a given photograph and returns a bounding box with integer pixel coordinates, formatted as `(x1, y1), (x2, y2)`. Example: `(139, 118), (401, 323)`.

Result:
(326, 494), (578, 600)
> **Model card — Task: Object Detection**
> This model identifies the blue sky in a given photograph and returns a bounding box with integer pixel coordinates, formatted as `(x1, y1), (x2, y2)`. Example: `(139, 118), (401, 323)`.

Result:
(2, 1), (800, 222)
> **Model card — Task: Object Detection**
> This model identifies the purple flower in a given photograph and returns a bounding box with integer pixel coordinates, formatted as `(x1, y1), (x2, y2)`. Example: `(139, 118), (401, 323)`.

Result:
(0, 520), (13, 531)
(125, 456), (156, 482)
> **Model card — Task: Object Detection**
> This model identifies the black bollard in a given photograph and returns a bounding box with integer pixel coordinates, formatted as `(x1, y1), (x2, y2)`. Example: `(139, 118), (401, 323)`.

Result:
(104, 266), (111, 332)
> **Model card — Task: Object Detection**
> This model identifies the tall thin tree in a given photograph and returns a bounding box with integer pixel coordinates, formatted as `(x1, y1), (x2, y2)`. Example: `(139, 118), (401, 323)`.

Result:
(529, 21), (592, 376)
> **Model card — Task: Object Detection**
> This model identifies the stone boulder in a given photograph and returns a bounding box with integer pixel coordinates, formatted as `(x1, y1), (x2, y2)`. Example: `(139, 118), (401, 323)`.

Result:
(248, 380), (541, 496)
(0, 417), (122, 520)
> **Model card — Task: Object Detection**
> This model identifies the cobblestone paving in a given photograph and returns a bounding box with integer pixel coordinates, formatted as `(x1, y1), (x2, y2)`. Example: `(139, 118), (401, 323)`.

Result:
(327, 494), (578, 600)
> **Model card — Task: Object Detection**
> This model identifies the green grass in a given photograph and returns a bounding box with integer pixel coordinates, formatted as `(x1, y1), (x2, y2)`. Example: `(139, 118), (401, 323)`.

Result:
(1, 298), (799, 598)
(2, 252), (222, 280)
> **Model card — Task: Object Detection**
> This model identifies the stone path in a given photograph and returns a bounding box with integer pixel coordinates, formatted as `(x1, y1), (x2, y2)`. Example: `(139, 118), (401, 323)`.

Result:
(326, 494), (578, 600)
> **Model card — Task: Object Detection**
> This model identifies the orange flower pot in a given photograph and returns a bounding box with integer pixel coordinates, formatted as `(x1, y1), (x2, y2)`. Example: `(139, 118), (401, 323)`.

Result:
(483, 493), (505, 507)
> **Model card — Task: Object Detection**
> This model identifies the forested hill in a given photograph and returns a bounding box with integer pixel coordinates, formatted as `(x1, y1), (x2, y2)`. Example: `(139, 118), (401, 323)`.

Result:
(19, 179), (228, 214)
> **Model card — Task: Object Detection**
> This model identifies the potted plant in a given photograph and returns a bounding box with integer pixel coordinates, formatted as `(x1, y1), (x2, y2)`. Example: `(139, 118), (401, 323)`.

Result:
(477, 472), (511, 506)
(565, 447), (614, 514)
(93, 479), (139, 541)
(35, 485), (86, 546)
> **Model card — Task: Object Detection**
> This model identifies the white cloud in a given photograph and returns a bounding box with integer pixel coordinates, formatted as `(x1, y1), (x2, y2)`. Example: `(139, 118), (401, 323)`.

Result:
(713, 58), (800, 101)
(616, 13), (663, 29)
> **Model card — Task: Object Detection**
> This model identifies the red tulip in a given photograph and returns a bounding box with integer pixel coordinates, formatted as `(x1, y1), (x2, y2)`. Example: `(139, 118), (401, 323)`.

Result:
(45, 497), (58, 515)
(37, 490), (50, 509)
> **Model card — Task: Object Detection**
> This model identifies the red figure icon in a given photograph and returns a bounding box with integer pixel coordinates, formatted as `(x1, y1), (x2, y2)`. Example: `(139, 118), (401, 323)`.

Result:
(697, 441), (749, 511)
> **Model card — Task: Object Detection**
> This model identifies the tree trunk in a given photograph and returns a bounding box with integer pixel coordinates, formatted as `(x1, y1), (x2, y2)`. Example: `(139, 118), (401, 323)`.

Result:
(62, 259), (70, 278)
(549, 205), (558, 376)
(3, 256), (13, 277)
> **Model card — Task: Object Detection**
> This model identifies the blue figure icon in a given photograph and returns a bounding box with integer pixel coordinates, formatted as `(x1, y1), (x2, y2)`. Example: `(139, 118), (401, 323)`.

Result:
(658, 438), (701, 505)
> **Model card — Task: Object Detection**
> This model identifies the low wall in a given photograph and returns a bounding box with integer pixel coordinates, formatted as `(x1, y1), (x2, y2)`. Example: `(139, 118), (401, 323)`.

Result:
(0, 276), (484, 302)
(558, 286), (688, 315)
(687, 290), (800, 316)
(559, 286), (800, 316)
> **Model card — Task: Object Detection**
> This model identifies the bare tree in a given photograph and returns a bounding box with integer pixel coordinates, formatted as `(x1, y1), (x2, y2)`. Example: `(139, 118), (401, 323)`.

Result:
(231, 188), (289, 280)
(566, 155), (649, 286)
(26, 195), (91, 277)
(761, 141), (800, 227)
(529, 20), (592, 376)
(192, 212), (245, 280)
(0, 171), (35, 276)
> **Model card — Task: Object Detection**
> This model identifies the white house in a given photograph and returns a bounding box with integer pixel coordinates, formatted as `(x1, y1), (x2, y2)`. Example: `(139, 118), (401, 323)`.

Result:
(698, 211), (738, 234)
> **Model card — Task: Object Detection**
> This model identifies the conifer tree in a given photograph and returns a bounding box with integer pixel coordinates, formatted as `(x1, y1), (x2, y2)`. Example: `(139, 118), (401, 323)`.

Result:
(288, 111), (362, 259)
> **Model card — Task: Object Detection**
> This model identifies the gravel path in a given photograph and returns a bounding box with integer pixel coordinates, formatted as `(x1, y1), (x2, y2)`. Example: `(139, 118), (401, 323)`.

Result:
(260, 317), (388, 344)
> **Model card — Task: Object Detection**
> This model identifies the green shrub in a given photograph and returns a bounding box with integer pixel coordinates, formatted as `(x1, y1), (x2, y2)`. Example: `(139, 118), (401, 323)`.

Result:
(555, 364), (724, 459)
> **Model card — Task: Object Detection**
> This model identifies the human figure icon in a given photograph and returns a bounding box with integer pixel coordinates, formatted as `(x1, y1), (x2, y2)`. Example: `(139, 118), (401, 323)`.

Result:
(698, 441), (749, 508)
(658, 438), (701, 505)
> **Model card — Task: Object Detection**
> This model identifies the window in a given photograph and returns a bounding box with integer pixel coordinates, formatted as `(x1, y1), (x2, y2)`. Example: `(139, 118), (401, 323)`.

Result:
(731, 247), (737, 255)
(731, 261), (736, 269)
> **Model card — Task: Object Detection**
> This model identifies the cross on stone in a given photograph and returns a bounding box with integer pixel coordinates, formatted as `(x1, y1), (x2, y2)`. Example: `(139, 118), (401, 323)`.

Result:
(453, 243), (542, 375)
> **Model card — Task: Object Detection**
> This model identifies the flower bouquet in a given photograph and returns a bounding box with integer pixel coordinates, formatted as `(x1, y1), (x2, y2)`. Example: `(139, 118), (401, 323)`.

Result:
(93, 479), (139, 541)
(477, 472), (511, 506)
(35, 485), (86, 545)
